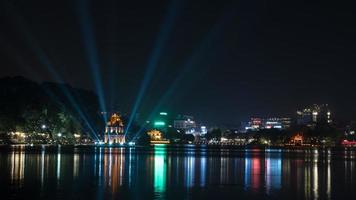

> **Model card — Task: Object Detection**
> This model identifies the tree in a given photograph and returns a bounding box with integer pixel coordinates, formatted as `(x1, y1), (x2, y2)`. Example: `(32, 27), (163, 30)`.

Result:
(206, 128), (222, 141)
(136, 132), (150, 145)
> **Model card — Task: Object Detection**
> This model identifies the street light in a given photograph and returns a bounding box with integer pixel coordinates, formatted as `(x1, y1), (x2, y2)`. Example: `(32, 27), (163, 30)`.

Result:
(57, 133), (62, 137)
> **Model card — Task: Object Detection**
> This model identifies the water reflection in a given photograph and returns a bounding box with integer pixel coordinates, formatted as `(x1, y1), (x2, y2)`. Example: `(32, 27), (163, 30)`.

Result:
(73, 153), (79, 179)
(102, 148), (125, 194)
(327, 160), (331, 199)
(10, 149), (25, 185)
(185, 155), (194, 188)
(313, 158), (319, 200)
(200, 156), (206, 187)
(0, 146), (355, 200)
(154, 145), (167, 197)
(40, 149), (45, 189)
(265, 150), (282, 193)
(57, 150), (61, 181)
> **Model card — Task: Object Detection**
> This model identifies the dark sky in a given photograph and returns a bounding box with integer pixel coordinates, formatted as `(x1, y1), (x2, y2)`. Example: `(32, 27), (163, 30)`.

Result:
(1, 0), (356, 126)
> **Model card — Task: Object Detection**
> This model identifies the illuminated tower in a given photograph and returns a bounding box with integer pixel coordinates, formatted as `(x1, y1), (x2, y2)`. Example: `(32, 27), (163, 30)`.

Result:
(105, 113), (125, 144)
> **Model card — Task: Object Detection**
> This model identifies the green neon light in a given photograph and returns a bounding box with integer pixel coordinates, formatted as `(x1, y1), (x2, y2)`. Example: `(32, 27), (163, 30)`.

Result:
(159, 112), (168, 116)
(154, 121), (166, 126)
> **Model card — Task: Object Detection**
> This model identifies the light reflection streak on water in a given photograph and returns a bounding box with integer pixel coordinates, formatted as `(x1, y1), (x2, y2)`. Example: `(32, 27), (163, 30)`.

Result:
(103, 147), (125, 193)
(99, 148), (102, 179)
(313, 156), (318, 200)
(327, 148), (332, 199)
(73, 153), (79, 179)
(252, 158), (261, 189)
(185, 156), (195, 188)
(327, 159), (331, 200)
(10, 149), (25, 186)
(174, 155), (180, 185)
(120, 148), (124, 187)
(129, 148), (132, 187)
(220, 156), (228, 185)
(94, 147), (97, 176)
(244, 154), (251, 189)
(154, 146), (167, 196)
(304, 160), (311, 199)
(200, 156), (207, 187)
(57, 151), (61, 181)
(41, 149), (45, 187)
(351, 154), (355, 186)
(96, 147), (104, 200)
(265, 150), (282, 194)
(109, 148), (112, 186)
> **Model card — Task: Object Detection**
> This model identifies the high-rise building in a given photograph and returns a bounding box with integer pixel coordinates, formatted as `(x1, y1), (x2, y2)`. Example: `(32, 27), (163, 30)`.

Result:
(297, 104), (332, 126)
(173, 115), (197, 134)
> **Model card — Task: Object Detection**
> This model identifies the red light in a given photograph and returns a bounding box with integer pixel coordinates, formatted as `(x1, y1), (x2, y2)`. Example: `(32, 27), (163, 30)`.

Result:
(342, 140), (356, 145)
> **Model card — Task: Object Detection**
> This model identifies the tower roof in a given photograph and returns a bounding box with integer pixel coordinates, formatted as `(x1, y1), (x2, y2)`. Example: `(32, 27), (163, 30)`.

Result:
(107, 113), (124, 127)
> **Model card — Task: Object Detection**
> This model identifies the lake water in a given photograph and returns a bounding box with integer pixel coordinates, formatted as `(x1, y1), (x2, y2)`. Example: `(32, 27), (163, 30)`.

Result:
(0, 145), (355, 200)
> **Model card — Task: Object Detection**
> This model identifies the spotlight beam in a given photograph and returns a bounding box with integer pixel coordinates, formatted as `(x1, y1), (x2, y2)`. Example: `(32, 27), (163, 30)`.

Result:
(0, 37), (100, 139)
(125, 0), (181, 135)
(108, 57), (117, 112)
(2, 2), (100, 141)
(77, 0), (107, 123)
(131, 7), (237, 141)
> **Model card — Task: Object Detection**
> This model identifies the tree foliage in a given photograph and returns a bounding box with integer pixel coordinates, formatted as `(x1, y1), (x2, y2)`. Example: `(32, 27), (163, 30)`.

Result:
(0, 76), (103, 143)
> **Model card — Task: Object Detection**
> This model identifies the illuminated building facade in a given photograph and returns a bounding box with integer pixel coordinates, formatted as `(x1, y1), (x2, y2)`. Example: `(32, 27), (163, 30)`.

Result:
(245, 117), (291, 131)
(152, 112), (169, 131)
(173, 115), (197, 134)
(297, 104), (332, 126)
(290, 133), (303, 145)
(245, 118), (262, 131)
(200, 126), (208, 135)
(147, 129), (170, 144)
(264, 118), (292, 129)
(104, 113), (125, 144)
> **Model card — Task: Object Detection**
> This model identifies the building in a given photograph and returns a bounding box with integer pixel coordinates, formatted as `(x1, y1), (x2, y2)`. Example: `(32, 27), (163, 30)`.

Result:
(245, 117), (292, 131)
(290, 133), (303, 146)
(152, 112), (169, 131)
(297, 104), (332, 126)
(264, 119), (283, 129)
(264, 117), (292, 129)
(245, 118), (261, 131)
(147, 129), (170, 144)
(104, 113), (125, 144)
(250, 118), (263, 130)
(200, 126), (208, 135)
(173, 115), (197, 134)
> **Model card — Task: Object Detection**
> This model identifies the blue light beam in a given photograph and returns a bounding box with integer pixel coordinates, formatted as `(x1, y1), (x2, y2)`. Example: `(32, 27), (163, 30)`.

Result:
(77, 0), (108, 123)
(2, 2), (100, 141)
(125, 0), (181, 136)
(131, 6), (237, 142)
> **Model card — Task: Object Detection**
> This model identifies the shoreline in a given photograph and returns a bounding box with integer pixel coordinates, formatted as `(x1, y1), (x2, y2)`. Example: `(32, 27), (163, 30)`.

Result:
(1, 143), (355, 151)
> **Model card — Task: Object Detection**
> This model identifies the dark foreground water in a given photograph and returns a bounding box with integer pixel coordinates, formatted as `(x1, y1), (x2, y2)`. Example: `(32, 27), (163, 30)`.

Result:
(0, 145), (355, 200)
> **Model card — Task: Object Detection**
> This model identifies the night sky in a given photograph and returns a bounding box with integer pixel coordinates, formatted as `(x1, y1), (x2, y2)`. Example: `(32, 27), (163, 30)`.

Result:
(1, 0), (356, 126)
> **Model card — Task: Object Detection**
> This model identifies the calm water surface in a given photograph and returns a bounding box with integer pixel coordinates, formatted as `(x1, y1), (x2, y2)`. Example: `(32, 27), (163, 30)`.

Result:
(0, 145), (355, 200)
